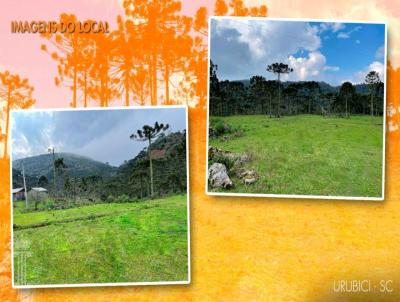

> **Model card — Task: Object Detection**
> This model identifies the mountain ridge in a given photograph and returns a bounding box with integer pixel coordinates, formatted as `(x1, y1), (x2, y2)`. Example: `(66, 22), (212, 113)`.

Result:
(13, 152), (117, 181)
(233, 79), (370, 94)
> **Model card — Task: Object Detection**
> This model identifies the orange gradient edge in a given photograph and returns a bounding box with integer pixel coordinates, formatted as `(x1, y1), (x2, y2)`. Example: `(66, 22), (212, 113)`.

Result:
(1, 1), (400, 301)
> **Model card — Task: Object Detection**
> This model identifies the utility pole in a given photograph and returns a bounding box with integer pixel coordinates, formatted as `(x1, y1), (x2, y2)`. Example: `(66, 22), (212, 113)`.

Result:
(48, 147), (56, 195)
(21, 161), (28, 209)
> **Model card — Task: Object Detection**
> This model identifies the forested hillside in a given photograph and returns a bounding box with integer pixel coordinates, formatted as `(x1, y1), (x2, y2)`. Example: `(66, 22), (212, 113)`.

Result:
(237, 79), (372, 95)
(13, 153), (117, 188)
(105, 131), (187, 199)
(12, 131), (186, 203)
(210, 60), (384, 117)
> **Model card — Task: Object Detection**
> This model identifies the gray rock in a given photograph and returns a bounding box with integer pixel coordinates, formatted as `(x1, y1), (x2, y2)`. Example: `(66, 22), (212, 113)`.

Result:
(244, 177), (258, 185)
(238, 169), (257, 179)
(209, 146), (251, 165)
(237, 169), (259, 185)
(208, 163), (234, 189)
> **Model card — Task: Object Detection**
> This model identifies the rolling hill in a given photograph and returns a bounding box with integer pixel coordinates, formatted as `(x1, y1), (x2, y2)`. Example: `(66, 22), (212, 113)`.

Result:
(12, 153), (117, 188)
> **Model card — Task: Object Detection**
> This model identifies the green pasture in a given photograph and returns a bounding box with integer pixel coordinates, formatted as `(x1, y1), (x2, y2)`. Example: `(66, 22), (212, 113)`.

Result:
(209, 115), (383, 197)
(13, 194), (188, 285)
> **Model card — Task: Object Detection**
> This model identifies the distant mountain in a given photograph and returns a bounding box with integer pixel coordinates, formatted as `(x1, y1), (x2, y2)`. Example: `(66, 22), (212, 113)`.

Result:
(12, 132), (187, 199)
(13, 153), (117, 187)
(235, 79), (370, 95)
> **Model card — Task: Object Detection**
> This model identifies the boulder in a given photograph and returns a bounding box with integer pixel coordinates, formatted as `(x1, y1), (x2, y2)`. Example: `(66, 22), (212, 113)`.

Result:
(237, 169), (259, 185)
(209, 146), (251, 165)
(208, 163), (234, 189)
(238, 169), (257, 179)
(208, 146), (225, 159)
(244, 177), (258, 185)
(238, 152), (252, 164)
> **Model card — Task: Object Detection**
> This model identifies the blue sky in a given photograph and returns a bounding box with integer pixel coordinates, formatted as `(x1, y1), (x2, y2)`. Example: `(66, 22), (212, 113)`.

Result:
(11, 108), (186, 166)
(210, 18), (385, 85)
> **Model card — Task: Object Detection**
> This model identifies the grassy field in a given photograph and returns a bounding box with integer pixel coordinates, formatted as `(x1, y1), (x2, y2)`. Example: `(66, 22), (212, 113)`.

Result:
(209, 115), (383, 197)
(13, 194), (188, 285)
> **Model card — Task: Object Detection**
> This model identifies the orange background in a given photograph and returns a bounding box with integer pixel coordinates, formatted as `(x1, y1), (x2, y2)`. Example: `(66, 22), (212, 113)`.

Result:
(1, 1), (400, 301)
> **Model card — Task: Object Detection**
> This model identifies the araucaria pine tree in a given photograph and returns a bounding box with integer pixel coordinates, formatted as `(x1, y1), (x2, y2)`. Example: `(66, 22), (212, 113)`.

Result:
(130, 122), (169, 198)
(266, 63), (293, 117)
(365, 71), (380, 117)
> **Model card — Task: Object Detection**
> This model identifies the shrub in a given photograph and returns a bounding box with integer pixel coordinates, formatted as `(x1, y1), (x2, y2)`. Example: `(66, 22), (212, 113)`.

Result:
(209, 154), (235, 171)
(100, 193), (107, 202)
(214, 120), (230, 136)
(116, 194), (130, 203)
(106, 195), (115, 203)
(45, 199), (55, 210)
(210, 119), (243, 139)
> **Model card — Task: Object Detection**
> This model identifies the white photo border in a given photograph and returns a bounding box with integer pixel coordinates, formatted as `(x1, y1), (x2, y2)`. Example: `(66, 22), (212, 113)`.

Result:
(205, 16), (387, 201)
(10, 105), (191, 288)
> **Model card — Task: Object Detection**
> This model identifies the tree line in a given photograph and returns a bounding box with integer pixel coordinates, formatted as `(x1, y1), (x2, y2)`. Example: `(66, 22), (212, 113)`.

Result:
(13, 129), (187, 210)
(210, 60), (384, 118)
(39, 0), (267, 108)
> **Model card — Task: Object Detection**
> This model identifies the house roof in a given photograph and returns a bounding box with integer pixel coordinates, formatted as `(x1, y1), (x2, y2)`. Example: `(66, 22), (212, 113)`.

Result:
(12, 188), (24, 193)
(150, 149), (166, 160)
(31, 187), (48, 192)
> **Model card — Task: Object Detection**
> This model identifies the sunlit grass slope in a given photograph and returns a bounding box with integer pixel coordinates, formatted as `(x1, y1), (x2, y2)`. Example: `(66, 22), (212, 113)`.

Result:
(13, 194), (188, 285)
(209, 115), (383, 197)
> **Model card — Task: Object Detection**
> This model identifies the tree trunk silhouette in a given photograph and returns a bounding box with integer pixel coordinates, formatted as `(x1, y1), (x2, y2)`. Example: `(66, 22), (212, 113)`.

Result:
(165, 64), (170, 105)
(370, 93), (374, 117)
(148, 137), (154, 198)
(277, 73), (281, 117)
(72, 62), (77, 107)
(269, 93), (272, 118)
(151, 54), (157, 105)
(3, 87), (11, 159)
(83, 71), (88, 107)
(125, 73), (130, 106)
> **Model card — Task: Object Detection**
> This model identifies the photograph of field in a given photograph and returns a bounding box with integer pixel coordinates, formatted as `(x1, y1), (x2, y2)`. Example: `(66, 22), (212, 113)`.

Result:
(207, 18), (386, 199)
(11, 107), (189, 287)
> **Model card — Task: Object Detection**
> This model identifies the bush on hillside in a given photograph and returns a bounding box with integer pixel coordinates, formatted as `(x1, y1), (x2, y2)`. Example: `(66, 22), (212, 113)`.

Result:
(116, 194), (130, 203)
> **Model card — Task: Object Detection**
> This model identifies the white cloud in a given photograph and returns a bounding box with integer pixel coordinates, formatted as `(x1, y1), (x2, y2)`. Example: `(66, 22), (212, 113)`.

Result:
(264, 0), (399, 67)
(283, 52), (340, 81)
(214, 19), (321, 61)
(356, 39), (361, 44)
(11, 133), (32, 159)
(213, 18), (345, 82)
(337, 25), (362, 39)
(376, 45), (385, 59)
(286, 51), (326, 81)
(320, 22), (345, 33)
(324, 65), (340, 71)
(337, 32), (349, 39)
(352, 61), (385, 84)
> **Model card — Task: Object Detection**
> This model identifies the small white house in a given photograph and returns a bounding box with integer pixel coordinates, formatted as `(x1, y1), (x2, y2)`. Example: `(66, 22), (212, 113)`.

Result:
(31, 187), (48, 193)
(12, 187), (25, 201)
(28, 187), (48, 201)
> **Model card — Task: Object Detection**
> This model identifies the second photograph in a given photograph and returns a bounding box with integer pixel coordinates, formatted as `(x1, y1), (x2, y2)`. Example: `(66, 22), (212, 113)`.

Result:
(207, 17), (386, 200)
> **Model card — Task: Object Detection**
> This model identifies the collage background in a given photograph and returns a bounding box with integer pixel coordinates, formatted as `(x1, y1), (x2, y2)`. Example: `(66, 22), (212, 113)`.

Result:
(1, 0), (400, 301)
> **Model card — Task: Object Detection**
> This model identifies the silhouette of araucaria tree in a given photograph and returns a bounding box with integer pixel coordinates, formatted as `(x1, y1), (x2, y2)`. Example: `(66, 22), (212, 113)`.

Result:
(365, 71), (381, 117)
(39, 0), (268, 109)
(130, 122), (170, 198)
(266, 63), (293, 117)
(0, 71), (35, 158)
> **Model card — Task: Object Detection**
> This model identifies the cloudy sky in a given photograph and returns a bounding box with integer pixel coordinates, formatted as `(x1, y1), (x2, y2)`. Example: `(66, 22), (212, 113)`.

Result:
(11, 107), (186, 166)
(210, 18), (385, 85)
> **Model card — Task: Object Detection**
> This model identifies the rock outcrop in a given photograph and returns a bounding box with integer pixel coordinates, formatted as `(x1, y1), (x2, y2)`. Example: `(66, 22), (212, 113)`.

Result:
(237, 169), (259, 185)
(208, 163), (233, 189)
(208, 146), (252, 165)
